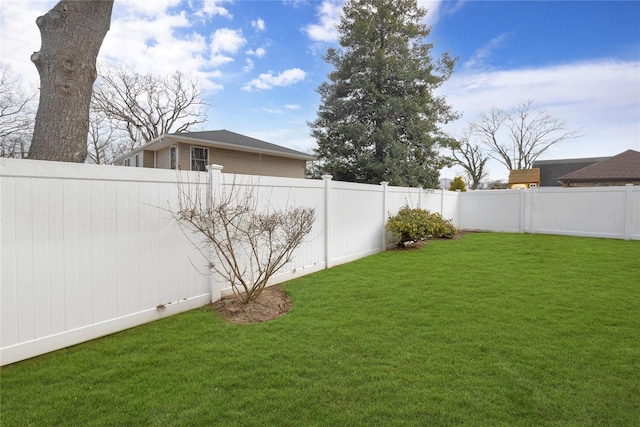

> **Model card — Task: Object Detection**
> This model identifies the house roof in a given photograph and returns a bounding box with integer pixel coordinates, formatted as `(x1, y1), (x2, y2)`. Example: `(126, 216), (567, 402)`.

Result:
(557, 149), (640, 183)
(117, 129), (315, 162)
(533, 156), (611, 186)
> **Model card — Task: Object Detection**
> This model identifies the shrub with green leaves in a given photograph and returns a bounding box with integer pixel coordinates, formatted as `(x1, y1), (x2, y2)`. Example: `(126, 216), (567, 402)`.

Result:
(386, 205), (456, 243)
(449, 176), (467, 192)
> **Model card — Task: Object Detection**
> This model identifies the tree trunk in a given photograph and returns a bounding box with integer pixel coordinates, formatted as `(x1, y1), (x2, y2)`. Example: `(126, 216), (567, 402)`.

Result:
(29, 0), (113, 162)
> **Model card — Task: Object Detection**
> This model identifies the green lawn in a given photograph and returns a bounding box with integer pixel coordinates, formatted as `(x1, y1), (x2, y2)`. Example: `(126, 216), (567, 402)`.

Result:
(1, 233), (639, 426)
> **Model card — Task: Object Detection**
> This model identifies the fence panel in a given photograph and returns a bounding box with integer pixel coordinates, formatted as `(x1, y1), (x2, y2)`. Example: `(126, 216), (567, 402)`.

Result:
(1, 160), (211, 365)
(531, 186), (639, 239)
(329, 180), (384, 263)
(2, 158), (638, 365)
(457, 189), (522, 232)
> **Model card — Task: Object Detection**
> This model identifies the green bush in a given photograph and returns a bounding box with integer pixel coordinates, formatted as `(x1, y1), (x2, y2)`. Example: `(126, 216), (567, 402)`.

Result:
(386, 205), (456, 243)
(449, 176), (467, 192)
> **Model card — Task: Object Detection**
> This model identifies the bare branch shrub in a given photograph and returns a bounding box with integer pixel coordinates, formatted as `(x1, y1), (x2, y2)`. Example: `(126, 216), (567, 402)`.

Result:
(171, 178), (315, 304)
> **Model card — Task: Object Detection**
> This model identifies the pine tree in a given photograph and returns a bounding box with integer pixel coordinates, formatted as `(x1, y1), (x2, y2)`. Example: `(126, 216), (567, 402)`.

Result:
(310, 0), (458, 187)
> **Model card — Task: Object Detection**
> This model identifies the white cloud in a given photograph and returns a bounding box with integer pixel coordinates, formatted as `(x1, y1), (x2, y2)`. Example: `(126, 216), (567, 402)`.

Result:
(115, 0), (183, 18)
(195, 0), (233, 19)
(0, 1), (56, 83)
(242, 68), (307, 91)
(303, 0), (464, 43)
(208, 28), (246, 67)
(305, 1), (343, 42)
(0, 0), (234, 93)
(263, 107), (284, 114)
(210, 28), (246, 54)
(247, 48), (266, 57)
(463, 33), (509, 71)
(243, 58), (254, 72)
(252, 18), (266, 31)
(419, 0), (465, 27)
(440, 59), (640, 180)
(285, 104), (301, 110)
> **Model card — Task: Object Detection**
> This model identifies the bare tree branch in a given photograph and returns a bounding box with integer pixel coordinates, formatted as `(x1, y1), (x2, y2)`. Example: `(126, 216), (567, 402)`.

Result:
(472, 100), (583, 171)
(92, 64), (208, 152)
(450, 125), (489, 189)
(171, 178), (315, 304)
(0, 62), (36, 158)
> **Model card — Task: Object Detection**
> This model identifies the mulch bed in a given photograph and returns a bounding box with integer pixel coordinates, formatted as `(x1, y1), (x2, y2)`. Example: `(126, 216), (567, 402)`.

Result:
(212, 285), (292, 324)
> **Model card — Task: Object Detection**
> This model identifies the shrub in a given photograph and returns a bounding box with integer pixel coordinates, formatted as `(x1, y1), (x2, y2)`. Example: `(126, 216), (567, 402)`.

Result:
(449, 176), (467, 192)
(386, 205), (456, 243)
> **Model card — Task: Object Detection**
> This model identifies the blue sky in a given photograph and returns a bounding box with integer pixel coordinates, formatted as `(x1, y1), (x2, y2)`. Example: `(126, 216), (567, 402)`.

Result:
(1, 0), (639, 181)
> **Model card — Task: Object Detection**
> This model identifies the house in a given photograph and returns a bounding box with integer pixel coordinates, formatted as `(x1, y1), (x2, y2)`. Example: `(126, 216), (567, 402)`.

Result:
(533, 155), (611, 186)
(557, 149), (640, 187)
(508, 168), (540, 189)
(115, 130), (315, 179)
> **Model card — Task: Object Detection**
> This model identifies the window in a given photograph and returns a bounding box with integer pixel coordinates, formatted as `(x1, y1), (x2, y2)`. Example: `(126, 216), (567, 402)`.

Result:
(135, 154), (140, 167)
(124, 158), (130, 167)
(170, 146), (177, 170)
(191, 146), (208, 171)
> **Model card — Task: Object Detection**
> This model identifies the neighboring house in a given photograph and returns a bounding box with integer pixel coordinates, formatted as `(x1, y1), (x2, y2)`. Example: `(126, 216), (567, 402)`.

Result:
(533, 156), (610, 186)
(115, 130), (315, 179)
(557, 149), (640, 187)
(439, 177), (453, 190)
(508, 168), (540, 189)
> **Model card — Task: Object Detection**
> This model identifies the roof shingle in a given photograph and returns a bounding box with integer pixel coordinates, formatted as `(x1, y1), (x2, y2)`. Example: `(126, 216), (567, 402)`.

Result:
(173, 130), (313, 159)
(557, 149), (640, 182)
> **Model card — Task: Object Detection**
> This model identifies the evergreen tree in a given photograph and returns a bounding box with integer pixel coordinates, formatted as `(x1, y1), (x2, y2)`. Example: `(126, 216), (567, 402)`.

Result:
(310, 0), (458, 187)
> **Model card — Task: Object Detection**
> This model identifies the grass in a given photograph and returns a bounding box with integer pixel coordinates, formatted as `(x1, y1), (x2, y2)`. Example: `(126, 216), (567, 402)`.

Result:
(1, 233), (639, 426)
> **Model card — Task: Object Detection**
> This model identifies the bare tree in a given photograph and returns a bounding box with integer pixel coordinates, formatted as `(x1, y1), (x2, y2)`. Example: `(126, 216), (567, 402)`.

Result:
(474, 100), (583, 170)
(92, 65), (208, 151)
(29, 0), (113, 162)
(172, 179), (315, 304)
(0, 62), (36, 158)
(450, 126), (489, 189)
(86, 107), (119, 164)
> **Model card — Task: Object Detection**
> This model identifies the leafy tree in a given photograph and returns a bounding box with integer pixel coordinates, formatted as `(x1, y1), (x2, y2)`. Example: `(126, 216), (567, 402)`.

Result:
(474, 100), (582, 171)
(449, 176), (466, 192)
(310, 0), (458, 188)
(29, 0), (113, 162)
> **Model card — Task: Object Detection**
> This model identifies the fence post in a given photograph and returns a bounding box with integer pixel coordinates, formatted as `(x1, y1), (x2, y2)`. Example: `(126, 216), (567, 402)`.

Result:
(322, 175), (333, 268)
(440, 188), (445, 217)
(623, 184), (633, 240)
(207, 164), (224, 302)
(418, 187), (423, 210)
(519, 188), (525, 233)
(531, 187), (540, 234)
(381, 181), (389, 249)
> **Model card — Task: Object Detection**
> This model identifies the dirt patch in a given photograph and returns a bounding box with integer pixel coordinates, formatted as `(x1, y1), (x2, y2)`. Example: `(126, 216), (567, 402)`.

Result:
(212, 285), (291, 324)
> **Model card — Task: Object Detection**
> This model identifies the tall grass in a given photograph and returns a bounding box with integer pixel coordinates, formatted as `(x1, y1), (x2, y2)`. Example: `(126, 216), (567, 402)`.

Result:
(1, 233), (638, 426)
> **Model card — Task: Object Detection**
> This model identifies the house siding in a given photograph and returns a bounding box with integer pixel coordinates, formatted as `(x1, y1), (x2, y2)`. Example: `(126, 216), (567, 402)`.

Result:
(178, 143), (191, 170)
(207, 146), (306, 178)
(117, 140), (308, 177)
(143, 151), (155, 168)
(156, 147), (171, 169)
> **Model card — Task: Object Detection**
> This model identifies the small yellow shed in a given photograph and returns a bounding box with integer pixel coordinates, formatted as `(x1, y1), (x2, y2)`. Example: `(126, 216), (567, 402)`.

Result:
(509, 168), (541, 189)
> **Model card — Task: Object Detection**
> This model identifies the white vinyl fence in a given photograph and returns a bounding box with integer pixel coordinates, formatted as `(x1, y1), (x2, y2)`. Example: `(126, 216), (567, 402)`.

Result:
(1, 158), (638, 365)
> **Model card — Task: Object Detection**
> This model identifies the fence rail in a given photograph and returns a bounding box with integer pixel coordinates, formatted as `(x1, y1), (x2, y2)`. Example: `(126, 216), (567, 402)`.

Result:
(1, 158), (638, 365)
